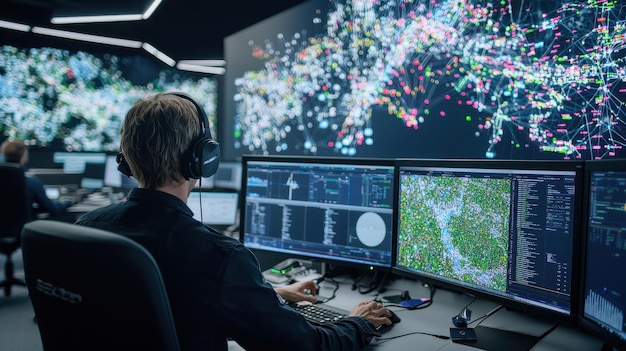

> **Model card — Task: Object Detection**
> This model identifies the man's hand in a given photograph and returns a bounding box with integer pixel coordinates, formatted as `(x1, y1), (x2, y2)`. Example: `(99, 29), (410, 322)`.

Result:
(349, 300), (393, 329)
(275, 280), (318, 303)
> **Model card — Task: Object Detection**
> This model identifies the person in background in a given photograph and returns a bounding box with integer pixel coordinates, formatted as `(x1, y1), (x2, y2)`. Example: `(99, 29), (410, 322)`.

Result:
(1, 139), (71, 221)
(75, 93), (392, 351)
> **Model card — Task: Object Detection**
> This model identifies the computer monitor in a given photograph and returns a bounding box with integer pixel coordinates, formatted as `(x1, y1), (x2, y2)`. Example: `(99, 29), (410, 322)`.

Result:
(213, 162), (242, 191)
(44, 185), (61, 200)
(187, 191), (239, 226)
(80, 162), (106, 190)
(50, 151), (107, 190)
(53, 152), (107, 174)
(240, 155), (396, 269)
(579, 159), (626, 350)
(193, 175), (215, 189)
(393, 159), (584, 321)
(103, 155), (139, 190)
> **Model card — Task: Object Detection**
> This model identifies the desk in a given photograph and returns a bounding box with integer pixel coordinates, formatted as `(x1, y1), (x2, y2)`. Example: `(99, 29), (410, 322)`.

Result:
(302, 275), (604, 351)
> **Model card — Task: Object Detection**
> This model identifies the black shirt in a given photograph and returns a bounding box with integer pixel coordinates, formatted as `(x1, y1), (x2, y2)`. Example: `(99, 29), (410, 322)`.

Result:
(76, 187), (378, 351)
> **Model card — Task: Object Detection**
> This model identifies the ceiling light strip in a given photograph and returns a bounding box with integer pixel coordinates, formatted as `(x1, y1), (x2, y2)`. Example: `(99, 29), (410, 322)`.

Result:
(177, 59), (226, 67)
(7, 22), (222, 74)
(176, 63), (226, 75)
(0, 19), (31, 32)
(142, 43), (175, 67)
(50, 0), (163, 24)
(51, 14), (143, 24)
(143, 0), (163, 19)
(31, 27), (143, 48)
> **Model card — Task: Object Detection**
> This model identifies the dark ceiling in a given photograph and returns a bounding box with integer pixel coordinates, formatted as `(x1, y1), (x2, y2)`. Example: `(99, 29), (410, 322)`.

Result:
(0, 0), (308, 60)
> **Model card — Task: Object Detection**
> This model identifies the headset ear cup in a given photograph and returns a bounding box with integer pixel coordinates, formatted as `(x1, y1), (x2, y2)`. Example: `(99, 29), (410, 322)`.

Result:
(166, 92), (220, 180)
(200, 139), (220, 177)
(116, 152), (133, 177)
(184, 137), (220, 179)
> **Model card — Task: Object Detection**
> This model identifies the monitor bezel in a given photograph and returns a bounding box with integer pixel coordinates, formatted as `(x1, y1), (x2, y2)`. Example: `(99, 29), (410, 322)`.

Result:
(577, 159), (626, 349)
(391, 158), (584, 324)
(239, 154), (398, 271)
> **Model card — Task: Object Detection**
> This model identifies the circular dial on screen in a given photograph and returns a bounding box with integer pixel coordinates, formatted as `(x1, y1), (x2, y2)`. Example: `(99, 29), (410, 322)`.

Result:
(355, 212), (386, 247)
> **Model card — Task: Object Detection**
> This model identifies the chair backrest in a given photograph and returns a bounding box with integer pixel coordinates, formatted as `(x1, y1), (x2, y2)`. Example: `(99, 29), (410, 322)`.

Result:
(21, 220), (181, 351)
(0, 162), (28, 240)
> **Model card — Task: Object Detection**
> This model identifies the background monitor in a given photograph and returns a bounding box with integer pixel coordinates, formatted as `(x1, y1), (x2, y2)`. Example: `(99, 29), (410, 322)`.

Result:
(240, 155), (396, 269)
(0, 42), (218, 154)
(79, 162), (106, 190)
(187, 190), (239, 226)
(43, 185), (61, 200)
(223, 0), (626, 161)
(393, 159), (584, 321)
(103, 154), (138, 190)
(579, 159), (626, 350)
(213, 162), (242, 191)
(49, 151), (106, 190)
(47, 151), (108, 190)
(52, 152), (107, 174)
(193, 175), (216, 190)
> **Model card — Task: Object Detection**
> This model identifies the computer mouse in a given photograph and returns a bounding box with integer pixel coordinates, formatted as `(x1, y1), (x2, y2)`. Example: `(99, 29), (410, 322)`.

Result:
(376, 309), (401, 333)
(388, 309), (401, 324)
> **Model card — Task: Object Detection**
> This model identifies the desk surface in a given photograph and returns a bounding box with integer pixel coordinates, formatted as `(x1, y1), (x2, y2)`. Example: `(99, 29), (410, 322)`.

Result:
(296, 274), (604, 351)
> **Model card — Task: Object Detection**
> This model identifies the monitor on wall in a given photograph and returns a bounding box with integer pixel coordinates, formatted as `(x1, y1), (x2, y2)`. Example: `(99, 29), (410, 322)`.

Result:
(223, 0), (626, 161)
(578, 159), (626, 350)
(393, 158), (584, 322)
(0, 40), (218, 163)
(239, 155), (396, 270)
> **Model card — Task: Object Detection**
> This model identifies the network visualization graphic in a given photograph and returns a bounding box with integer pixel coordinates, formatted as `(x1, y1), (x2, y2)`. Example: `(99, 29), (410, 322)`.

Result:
(0, 45), (218, 152)
(232, 0), (626, 160)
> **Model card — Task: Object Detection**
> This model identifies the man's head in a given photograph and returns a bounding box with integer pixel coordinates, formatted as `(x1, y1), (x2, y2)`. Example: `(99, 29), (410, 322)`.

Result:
(119, 93), (203, 189)
(1, 139), (28, 164)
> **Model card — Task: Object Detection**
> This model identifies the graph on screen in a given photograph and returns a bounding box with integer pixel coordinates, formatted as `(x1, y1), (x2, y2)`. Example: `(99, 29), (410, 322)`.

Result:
(224, 0), (626, 160)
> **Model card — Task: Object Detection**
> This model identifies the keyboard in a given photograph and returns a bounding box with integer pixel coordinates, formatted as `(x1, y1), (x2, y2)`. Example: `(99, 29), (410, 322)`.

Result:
(290, 303), (348, 324)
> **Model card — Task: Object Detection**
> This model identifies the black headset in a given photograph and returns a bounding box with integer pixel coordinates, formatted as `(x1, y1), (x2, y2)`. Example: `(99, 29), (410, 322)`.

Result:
(116, 92), (220, 180)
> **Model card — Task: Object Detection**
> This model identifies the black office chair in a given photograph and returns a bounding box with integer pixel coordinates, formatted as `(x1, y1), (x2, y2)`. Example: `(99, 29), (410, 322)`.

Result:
(0, 162), (28, 296)
(21, 220), (181, 351)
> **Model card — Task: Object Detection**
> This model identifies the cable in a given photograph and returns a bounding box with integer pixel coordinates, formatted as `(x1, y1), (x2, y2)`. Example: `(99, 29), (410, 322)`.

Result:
(459, 297), (478, 313)
(352, 270), (390, 294)
(316, 277), (340, 303)
(467, 304), (503, 327)
(375, 331), (450, 343)
(352, 271), (380, 294)
(382, 284), (435, 310)
(198, 188), (203, 223)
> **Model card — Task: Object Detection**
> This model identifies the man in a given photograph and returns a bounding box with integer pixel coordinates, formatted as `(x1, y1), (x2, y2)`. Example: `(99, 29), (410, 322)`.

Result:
(1, 139), (71, 221)
(75, 92), (392, 351)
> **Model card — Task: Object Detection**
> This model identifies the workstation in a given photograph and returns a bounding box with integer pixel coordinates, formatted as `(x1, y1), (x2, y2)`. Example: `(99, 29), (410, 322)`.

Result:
(1, 0), (625, 350)
(29, 152), (242, 233)
(240, 155), (622, 351)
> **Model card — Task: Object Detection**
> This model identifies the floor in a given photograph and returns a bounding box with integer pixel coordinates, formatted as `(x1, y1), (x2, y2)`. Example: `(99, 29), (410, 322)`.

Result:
(0, 249), (43, 351)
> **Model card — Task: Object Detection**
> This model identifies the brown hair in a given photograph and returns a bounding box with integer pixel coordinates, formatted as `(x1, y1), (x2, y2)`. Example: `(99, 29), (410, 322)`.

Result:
(120, 93), (201, 188)
(1, 139), (27, 164)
